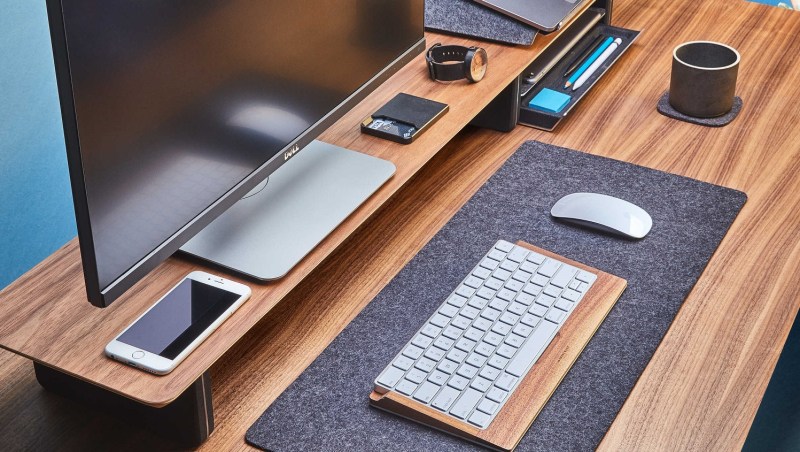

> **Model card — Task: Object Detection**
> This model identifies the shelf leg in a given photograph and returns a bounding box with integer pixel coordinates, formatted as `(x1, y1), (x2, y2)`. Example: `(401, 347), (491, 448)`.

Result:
(33, 362), (214, 448)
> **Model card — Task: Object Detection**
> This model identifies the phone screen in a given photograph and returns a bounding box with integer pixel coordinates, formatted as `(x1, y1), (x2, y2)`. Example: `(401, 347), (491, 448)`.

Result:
(118, 279), (240, 359)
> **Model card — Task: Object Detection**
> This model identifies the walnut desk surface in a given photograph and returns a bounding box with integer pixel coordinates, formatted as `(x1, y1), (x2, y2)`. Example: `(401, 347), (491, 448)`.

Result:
(1, 0), (800, 450)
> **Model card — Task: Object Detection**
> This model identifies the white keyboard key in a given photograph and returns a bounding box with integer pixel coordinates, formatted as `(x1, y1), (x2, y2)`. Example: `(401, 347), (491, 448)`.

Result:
(376, 366), (405, 389)
(402, 345), (424, 359)
(468, 409), (491, 428)
(481, 307), (502, 321)
(477, 398), (499, 415)
(486, 387), (507, 403)
(455, 337), (476, 353)
(464, 275), (484, 289)
(489, 298), (509, 312)
(493, 269), (512, 281)
(525, 252), (545, 265)
(475, 287), (495, 300)
(480, 258), (500, 271)
(433, 336), (455, 350)
(520, 261), (537, 273)
(496, 344), (517, 359)
(470, 376), (492, 392)
(415, 358), (436, 373)
(576, 270), (596, 283)
(446, 349), (467, 363)
(545, 309), (565, 324)
(488, 249), (506, 261)
(568, 280), (581, 290)
(513, 323), (534, 337)
(466, 353), (487, 368)
(550, 265), (578, 288)
(499, 260), (518, 272)
(516, 292), (536, 306)
(393, 355), (414, 370)
(537, 259), (561, 277)
(432, 387), (460, 411)
(491, 322), (511, 336)
(562, 289), (581, 302)
(412, 334), (432, 349)
(450, 388), (482, 419)
(473, 317), (493, 331)
(555, 299), (572, 311)
(439, 304), (459, 318)
(473, 266), (492, 279)
(468, 296), (489, 310)
(505, 334), (525, 348)
(437, 359), (458, 375)
(475, 342), (495, 357)
(456, 285), (476, 298)
(520, 313), (540, 327)
(446, 294), (467, 307)
(507, 246), (529, 263)
(488, 355), (509, 369)
(460, 306), (480, 319)
(441, 325), (462, 340)
(396, 379), (417, 395)
(429, 371), (449, 386)
(456, 363), (479, 379)
(499, 312), (520, 326)
(506, 320), (558, 377)
(424, 347), (444, 361)
(531, 274), (550, 287)
(529, 304), (547, 317)
(535, 294), (556, 307)
(448, 375), (470, 390)
(512, 270), (532, 283)
(451, 316), (471, 329)
(543, 284), (562, 298)
(464, 327), (484, 342)
(479, 366), (501, 381)
(504, 279), (524, 292)
(496, 288), (515, 302)
(494, 240), (514, 252)
(413, 381), (441, 404)
(406, 368), (427, 384)
(495, 373), (518, 391)
(421, 324), (441, 338)
(484, 278), (504, 290)
(430, 314), (449, 328)
(508, 302), (527, 316)
(483, 331), (504, 346)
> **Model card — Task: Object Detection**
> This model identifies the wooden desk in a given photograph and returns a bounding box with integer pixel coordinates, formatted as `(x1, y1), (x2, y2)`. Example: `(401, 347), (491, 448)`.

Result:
(1, 0), (799, 449)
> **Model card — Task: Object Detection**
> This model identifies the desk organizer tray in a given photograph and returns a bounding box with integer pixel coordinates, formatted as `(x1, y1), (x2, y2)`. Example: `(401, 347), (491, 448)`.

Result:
(246, 141), (746, 451)
(518, 22), (640, 130)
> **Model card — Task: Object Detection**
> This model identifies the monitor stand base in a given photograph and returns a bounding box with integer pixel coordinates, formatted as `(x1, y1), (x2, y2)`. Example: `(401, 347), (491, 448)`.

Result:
(180, 140), (396, 280)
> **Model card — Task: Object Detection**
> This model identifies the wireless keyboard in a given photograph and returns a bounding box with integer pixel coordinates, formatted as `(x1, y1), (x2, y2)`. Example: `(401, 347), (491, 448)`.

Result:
(370, 240), (626, 451)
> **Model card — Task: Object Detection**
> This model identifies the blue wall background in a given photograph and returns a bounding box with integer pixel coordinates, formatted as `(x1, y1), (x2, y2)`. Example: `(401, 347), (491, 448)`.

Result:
(0, 2), (75, 290)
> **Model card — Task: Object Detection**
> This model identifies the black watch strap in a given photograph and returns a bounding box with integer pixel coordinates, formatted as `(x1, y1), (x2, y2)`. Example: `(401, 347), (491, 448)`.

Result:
(426, 44), (470, 82)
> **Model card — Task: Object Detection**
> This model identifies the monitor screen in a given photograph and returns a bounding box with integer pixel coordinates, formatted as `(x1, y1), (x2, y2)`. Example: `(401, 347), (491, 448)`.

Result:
(48, 0), (424, 306)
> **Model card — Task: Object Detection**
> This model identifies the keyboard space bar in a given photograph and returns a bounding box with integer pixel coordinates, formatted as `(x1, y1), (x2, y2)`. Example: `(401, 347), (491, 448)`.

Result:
(506, 320), (559, 377)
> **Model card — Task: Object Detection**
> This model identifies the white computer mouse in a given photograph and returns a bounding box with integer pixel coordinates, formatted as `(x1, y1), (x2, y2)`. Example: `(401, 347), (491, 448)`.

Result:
(550, 192), (652, 239)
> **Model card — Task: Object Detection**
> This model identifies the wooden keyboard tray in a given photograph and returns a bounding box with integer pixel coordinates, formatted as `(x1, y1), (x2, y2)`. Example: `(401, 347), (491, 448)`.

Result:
(370, 241), (627, 451)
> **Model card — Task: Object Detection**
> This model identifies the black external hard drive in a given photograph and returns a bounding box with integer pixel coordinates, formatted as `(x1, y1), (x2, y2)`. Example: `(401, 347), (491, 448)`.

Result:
(361, 93), (449, 144)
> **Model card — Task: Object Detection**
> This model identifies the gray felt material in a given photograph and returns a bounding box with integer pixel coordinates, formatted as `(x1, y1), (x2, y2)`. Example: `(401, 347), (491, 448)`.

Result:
(657, 91), (743, 127)
(246, 141), (747, 451)
(425, 0), (538, 46)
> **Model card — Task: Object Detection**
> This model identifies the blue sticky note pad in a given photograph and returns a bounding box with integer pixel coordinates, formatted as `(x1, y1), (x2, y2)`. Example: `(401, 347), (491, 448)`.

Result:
(529, 88), (572, 113)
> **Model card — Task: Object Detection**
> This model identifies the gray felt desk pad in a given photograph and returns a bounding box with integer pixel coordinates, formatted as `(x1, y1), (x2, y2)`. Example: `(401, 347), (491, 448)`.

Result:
(246, 141), (747, 451)
(425, 0), (538, 45)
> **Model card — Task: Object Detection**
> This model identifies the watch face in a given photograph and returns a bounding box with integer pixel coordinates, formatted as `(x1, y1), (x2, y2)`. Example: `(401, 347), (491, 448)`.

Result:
(469, 48), (488, 82)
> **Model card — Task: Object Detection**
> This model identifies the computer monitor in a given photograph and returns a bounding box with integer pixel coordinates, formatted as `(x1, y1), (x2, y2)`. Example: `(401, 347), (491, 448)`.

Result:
(46, 1), (425, 307)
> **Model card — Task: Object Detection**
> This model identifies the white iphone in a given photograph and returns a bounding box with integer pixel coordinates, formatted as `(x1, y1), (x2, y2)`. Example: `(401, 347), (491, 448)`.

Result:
(105, 271), (251, 375)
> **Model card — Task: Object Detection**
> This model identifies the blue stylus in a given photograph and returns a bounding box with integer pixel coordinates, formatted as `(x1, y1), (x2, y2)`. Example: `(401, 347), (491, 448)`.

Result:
(565, 36), (614, 88)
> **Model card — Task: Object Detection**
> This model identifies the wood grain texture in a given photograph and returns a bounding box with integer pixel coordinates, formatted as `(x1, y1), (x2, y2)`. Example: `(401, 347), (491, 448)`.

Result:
(1, 0), (800, 450)
(0, 10), (586, 407)
(369, 242), (627, 451)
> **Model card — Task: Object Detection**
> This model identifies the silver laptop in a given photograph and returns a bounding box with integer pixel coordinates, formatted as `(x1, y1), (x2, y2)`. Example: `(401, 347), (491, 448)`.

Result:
(473, 0), (589, 32)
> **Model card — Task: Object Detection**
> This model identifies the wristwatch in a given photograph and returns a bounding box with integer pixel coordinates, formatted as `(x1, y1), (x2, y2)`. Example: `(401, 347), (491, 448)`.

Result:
(426, 43), (488, 83)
